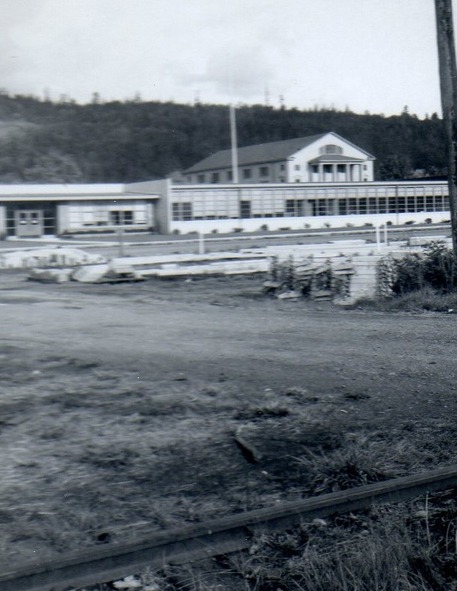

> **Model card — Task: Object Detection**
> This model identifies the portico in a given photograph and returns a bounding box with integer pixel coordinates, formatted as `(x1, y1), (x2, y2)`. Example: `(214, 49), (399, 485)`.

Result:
(309, 156), (366, 183)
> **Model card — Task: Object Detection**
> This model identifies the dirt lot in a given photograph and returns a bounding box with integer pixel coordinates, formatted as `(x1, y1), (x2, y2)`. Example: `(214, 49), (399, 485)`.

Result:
(1, 271), (457, 573)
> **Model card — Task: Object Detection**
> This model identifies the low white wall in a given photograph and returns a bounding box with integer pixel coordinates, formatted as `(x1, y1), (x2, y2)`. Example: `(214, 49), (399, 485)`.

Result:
(169, 211), (450, 235)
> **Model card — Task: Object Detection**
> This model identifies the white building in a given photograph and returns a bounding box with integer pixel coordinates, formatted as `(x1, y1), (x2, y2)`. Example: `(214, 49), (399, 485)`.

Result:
(0, 182), (162, 239)
(0, 179), (450, 238)
(184, 132), (375, 184)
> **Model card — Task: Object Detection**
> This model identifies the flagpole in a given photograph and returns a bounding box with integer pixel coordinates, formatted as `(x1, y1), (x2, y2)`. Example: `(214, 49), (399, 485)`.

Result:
(230, 103), (239, 184)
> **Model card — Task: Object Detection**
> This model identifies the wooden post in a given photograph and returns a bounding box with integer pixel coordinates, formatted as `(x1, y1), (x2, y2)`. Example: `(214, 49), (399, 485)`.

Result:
(435, 0), (457, 252)
(117, 227), (125, 257)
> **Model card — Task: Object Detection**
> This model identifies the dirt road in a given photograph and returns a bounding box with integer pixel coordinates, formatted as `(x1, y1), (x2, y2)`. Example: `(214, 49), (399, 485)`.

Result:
(1, 272), (457, 566)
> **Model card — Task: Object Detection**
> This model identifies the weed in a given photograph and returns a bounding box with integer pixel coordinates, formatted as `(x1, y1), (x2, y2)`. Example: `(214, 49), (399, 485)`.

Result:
(377, 242), (457, 298)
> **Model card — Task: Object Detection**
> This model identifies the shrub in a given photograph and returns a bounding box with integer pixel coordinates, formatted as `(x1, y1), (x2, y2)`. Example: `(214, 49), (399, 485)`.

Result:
(377, 242), (457, 297)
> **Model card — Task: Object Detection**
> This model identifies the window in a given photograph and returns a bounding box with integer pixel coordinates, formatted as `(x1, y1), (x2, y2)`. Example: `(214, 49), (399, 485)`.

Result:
(286, 200), (304, 216)
(243, 168), (252, 180)
(319, 144), (343, 155)
(211, 172), (219, 184)
(294, 164), (301, 171)
(338, 199), (348, 215)
(317, 200), (327, 216)
(240, 201), (251, 218)
(280, 164), (285, 171)
(172, 202), (193, 221)
(124, 211), (133, 225)
(259, 166), (269, 177)
(368, 198), (377, 214)
(197, 174), (205, 183)
(110, 210), (134, 225)
(227, 170), (233, 181)
(378, 198), (387, 213)
(426, 196), (434, 211)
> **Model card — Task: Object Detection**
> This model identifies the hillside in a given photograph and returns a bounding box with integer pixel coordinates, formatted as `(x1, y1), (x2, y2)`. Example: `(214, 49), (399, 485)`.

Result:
(0, 91), (447, 184)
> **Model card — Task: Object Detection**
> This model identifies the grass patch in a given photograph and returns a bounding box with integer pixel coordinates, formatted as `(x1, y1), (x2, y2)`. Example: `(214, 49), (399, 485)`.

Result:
(356, 288), (457, 312)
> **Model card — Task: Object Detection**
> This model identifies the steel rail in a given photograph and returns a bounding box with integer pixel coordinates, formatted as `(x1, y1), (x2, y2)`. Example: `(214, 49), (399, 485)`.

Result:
(2, 464), (457, 591)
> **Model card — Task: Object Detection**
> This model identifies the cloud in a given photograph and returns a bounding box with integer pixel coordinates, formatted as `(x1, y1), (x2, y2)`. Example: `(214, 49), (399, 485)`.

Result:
(180, 45), (277, 100)
(0, 1), (49, 84)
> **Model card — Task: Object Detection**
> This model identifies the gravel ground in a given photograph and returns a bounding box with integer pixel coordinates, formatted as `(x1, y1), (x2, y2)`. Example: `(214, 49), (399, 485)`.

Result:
(1, 271), (457, 572)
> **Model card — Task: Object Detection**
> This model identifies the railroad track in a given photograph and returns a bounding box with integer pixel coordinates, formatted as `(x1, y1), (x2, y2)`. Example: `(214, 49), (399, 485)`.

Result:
(2, 464), (457, 591)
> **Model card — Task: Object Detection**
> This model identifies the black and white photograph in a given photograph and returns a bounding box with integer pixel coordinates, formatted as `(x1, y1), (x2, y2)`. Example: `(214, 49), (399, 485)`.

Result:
(2, 1), (457, 589)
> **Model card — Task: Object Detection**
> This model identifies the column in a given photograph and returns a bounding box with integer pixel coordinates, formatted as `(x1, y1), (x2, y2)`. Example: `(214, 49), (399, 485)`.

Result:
(0, 205), (6, 238)
(332, 164), (337, 182)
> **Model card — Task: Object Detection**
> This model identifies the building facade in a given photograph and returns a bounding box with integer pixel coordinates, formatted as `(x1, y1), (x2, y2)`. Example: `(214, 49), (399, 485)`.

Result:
(0, 179), (450, 238)
(184, 132), (375, 184)
(0, 183), (163, 238)
(165, 181), (450, 234)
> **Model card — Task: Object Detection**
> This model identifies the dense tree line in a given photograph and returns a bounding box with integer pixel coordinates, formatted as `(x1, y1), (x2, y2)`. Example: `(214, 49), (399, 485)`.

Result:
(0, 90), (447, 184)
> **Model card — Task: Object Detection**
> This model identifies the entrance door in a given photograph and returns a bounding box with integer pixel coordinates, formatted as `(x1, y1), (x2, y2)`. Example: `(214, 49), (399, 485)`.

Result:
(15, 210), (44, 238)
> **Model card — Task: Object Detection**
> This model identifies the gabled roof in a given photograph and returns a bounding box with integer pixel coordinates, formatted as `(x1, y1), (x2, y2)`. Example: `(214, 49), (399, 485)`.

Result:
(185, 134), (328, 173)
(185, 132), (375, 174)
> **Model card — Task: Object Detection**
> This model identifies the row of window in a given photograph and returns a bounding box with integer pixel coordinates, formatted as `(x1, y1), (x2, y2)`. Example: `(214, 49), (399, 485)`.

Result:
(192, 162), (367, 184)
(171, 195), (450, 221)
(66, 202), (151, 227)
(195, 163), (288, 184)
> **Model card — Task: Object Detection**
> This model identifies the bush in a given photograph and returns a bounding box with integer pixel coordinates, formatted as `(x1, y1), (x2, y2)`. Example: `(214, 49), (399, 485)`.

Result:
(377, 242), (457, 297)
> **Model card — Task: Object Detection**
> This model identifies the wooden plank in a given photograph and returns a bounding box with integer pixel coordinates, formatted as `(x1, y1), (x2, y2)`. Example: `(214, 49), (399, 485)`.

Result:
(2, 464), (457, 591)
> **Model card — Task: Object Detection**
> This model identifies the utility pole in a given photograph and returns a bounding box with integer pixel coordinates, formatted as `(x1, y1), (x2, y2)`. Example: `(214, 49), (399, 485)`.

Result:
(230, 103), (239, 183)
(435, 0), (457, 252)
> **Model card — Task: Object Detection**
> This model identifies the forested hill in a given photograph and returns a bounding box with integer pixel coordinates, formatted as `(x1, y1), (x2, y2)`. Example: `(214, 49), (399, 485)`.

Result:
(0, 91), (447, 184)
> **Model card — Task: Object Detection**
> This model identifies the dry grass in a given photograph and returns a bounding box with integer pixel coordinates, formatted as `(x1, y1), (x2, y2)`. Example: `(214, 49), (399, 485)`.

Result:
(356, 287), (457, 313)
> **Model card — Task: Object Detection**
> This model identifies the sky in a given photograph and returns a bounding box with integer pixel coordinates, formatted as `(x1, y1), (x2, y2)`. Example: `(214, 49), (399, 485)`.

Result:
(0, 0), (448, 117)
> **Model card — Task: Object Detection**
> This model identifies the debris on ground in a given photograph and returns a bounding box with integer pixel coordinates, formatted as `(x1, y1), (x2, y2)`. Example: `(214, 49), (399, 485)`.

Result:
(0, 246), (106, 269)
(265, 255), (354, 301)
(28, 263), (144, 284)
(234, 429), (263, 464)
